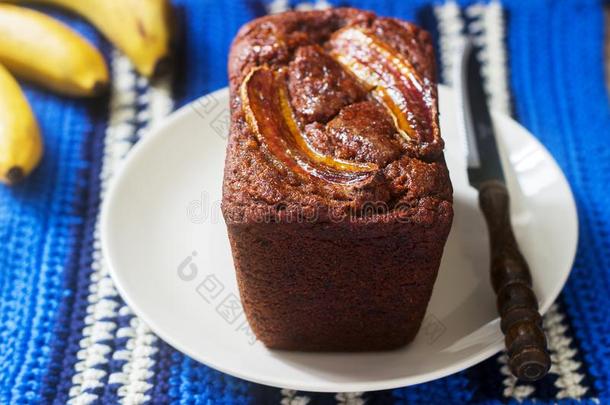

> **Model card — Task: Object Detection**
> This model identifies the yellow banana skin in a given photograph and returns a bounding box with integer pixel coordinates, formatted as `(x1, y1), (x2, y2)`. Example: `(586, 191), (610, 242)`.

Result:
(0, 64), (43, 185)
(0, 4), (109, 97)
(14, 0), (174, 78)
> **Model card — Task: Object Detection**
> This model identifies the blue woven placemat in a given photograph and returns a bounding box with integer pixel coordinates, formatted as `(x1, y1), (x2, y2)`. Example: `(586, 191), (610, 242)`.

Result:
(0, 0), (608, 403)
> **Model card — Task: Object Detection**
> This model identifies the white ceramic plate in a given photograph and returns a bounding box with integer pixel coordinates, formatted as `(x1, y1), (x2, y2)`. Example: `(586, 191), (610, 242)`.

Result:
(101, 86), (578, 392)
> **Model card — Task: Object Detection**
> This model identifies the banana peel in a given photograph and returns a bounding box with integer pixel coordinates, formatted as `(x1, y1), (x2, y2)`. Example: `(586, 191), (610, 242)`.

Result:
(0, 63), (43, 185)
(14, 0), (174, 78)
(0, 0), (174, 187)
(0, 4), (109, 97)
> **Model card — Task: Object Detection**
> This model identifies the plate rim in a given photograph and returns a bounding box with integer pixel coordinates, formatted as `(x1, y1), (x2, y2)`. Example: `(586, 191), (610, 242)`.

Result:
(100, 85), (578, 392)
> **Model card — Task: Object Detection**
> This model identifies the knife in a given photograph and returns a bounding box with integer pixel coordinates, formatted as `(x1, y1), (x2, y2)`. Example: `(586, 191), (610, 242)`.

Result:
(455, 40), (551, 381)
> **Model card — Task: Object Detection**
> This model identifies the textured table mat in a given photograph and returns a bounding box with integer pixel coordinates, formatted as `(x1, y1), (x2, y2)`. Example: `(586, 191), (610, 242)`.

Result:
(0, 0), (608, 403)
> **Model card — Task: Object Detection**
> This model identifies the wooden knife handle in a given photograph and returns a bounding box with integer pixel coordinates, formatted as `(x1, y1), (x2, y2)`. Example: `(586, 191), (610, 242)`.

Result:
(479, 180), (551, 381)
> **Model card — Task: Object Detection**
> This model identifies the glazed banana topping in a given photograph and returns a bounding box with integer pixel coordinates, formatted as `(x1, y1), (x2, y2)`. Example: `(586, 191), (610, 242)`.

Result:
(239, 24), (439, 185)
(241, 66), (378, 185)
(329, 27), (438, 145)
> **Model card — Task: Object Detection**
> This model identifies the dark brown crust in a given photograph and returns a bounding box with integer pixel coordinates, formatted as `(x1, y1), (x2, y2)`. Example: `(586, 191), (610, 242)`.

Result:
(222, 8), (453, 351)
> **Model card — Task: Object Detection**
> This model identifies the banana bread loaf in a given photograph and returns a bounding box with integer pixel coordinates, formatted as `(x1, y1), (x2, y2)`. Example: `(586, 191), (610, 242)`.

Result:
(222, 8), (453, 351)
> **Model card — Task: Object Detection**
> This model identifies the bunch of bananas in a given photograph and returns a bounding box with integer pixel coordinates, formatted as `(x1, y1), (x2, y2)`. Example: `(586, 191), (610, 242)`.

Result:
(0, 0), (173, 185)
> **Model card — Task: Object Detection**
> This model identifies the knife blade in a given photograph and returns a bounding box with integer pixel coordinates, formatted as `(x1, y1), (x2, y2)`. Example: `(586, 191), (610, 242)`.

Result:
(456, 40), (506, 189)
(455, 39), (551, 382)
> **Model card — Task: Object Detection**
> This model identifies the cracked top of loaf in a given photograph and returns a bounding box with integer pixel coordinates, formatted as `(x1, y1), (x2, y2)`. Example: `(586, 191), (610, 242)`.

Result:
(222, 8), (452, 225)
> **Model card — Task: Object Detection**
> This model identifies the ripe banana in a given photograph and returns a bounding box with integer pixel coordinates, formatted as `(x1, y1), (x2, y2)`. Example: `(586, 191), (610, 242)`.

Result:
(0, 4), (109, 97)
(14, 0), (174, 78)
(0, 64), (43, 185)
